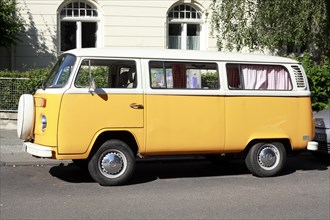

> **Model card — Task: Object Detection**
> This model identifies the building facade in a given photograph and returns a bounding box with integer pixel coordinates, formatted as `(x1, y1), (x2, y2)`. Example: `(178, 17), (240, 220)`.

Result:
(0, 0), (218, 70)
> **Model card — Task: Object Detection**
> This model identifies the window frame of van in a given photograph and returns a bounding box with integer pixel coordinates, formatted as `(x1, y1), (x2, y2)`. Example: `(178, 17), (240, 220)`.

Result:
(43, 54), (77, 89)
(65, 57), (143, 95)
(73, 58), (138, 89)
(226, 63), (293, 91)
(148, 60), (220, 90)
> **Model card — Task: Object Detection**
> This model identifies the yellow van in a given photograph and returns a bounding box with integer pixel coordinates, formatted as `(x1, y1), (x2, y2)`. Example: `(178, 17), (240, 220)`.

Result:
(17, 48), (318, 185)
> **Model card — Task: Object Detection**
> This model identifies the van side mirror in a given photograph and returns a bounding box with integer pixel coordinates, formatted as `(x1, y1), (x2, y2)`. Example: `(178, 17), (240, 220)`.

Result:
(89, 76), (96, 93)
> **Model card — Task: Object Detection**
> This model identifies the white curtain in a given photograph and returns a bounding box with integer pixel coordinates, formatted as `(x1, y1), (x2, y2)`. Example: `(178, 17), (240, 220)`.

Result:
(169, 36), (181, 49)
(242, 65), (292, 90)
(187, 36), (200, 50)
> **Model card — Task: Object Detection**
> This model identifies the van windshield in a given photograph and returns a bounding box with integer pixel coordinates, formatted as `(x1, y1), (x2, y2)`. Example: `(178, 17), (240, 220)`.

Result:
(44, 54), (76, 88)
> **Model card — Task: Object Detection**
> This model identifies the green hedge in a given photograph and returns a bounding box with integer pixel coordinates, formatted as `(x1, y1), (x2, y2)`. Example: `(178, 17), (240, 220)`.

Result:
(0, 68), (49, 111)
(0, 55), (329, 112)
(293, 54), (330, 111)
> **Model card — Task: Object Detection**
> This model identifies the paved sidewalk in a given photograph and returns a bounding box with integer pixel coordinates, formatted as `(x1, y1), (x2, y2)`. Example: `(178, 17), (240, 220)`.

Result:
(0, 128), (204, 166)
(0, 129), (71, 166)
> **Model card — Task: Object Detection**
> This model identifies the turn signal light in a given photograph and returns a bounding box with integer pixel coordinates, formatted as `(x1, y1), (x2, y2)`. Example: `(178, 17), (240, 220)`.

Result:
(35, 98), (47, 108)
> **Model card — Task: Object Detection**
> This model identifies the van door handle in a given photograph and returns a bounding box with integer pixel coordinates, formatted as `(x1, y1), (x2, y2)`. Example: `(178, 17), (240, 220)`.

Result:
(130, 103), (144, 109)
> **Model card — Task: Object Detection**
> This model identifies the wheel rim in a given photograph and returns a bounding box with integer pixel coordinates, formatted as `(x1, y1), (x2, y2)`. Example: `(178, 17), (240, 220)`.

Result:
(98, 149), (127, 178)
(257, 144), (280, 170)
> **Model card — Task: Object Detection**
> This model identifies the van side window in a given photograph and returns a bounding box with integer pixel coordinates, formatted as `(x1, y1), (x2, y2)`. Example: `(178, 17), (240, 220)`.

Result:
(75, 59), (137, 88)
(226, 64), (292, 90)
(149, 61), (219, 89)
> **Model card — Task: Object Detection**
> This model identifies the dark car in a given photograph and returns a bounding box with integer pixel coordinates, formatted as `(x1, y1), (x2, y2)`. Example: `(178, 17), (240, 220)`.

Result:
(313, 107), (330, 154)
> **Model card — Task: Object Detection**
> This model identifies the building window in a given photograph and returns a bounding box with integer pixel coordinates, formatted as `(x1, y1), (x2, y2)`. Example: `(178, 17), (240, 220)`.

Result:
(59, 1), (100, 52)
(167, 4), (203, 50)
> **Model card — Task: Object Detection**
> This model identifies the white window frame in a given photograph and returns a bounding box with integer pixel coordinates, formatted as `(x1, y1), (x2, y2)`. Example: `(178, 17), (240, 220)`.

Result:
(58, 0), (103, 53)
(167, 4), (205, 50)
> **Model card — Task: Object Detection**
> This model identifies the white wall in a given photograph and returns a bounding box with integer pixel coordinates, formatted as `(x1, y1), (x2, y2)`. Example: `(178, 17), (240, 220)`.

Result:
(14, 0), (59, 70)
(101, 0), (217, 49)
(8, 0), (217, 70)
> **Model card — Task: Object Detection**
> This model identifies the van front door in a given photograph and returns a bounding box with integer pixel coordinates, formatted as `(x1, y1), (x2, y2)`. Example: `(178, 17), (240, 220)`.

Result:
(58, 59), (143, 154)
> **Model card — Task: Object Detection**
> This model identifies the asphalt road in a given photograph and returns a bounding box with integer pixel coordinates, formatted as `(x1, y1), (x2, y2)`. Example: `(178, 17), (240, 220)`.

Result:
(0, 154), (329, 220)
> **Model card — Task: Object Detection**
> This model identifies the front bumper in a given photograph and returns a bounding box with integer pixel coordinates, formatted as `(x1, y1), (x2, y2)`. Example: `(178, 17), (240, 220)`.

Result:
(307, 141), (318, 151)
(23, 142), (53, 158)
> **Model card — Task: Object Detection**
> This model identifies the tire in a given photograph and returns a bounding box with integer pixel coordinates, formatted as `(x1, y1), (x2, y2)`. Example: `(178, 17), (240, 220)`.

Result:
(17, 94), (35, 140)
(245, 142), (286, 177)
(88, 139), (135, 186)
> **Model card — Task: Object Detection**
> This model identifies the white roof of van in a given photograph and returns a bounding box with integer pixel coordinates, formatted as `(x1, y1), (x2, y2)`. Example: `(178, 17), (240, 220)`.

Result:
(65, 48), (299, 64)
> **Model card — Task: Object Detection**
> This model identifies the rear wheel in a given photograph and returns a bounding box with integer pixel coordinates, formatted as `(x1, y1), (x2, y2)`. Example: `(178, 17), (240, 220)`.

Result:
(245, 142), (286, 177)
(88, 139), (135, 186)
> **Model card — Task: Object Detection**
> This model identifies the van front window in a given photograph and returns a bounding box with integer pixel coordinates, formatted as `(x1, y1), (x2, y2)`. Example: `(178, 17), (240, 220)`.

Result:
(44, 54), (76, 88)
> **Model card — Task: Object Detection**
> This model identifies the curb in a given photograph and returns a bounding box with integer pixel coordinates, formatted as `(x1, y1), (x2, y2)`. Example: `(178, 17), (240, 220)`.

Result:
(0, 155), (206, 167)
(0, 112), (17, 130)
(0, 160), (72, 167)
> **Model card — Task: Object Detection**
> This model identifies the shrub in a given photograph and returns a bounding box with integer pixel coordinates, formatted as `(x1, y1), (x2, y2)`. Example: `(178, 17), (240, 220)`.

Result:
(0, 68), (49, 111)
(293, 54), (330, 111)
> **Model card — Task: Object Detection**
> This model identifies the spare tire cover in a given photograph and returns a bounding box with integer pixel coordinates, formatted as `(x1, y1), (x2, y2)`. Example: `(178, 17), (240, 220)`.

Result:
(17, 94), (35, 140)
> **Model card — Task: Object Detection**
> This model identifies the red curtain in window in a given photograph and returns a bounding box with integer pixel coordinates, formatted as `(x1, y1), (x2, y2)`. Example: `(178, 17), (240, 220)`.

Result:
(227, 67), (240, 88)
(172, 64), (186, 88)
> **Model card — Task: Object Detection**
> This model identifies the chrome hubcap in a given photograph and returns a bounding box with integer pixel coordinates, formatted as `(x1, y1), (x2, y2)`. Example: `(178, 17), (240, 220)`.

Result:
(99, 151), (126, 178)
(258, 145), (280, 170)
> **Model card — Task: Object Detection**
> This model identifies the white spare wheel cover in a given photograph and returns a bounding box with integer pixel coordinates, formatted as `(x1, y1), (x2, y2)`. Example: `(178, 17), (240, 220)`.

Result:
(17, 94), (35, 140)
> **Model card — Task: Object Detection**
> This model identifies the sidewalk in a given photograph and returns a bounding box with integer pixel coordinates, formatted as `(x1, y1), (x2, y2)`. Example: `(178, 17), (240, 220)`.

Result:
(0, 128), (71, 166)
(0, 127), (204, 167)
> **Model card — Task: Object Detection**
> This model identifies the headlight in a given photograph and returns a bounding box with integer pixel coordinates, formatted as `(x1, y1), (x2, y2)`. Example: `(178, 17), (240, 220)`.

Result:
(41, 114), (47, 132)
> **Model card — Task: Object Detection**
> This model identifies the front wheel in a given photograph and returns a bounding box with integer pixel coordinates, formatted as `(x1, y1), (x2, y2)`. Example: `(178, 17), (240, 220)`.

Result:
(88, 139), (135, 186)
(245, 142), (286, 177)
(72, 159), (89, 170)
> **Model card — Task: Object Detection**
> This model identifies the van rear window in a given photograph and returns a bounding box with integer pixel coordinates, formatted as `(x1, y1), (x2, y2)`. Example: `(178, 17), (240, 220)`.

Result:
(226, 64), (292, 90)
